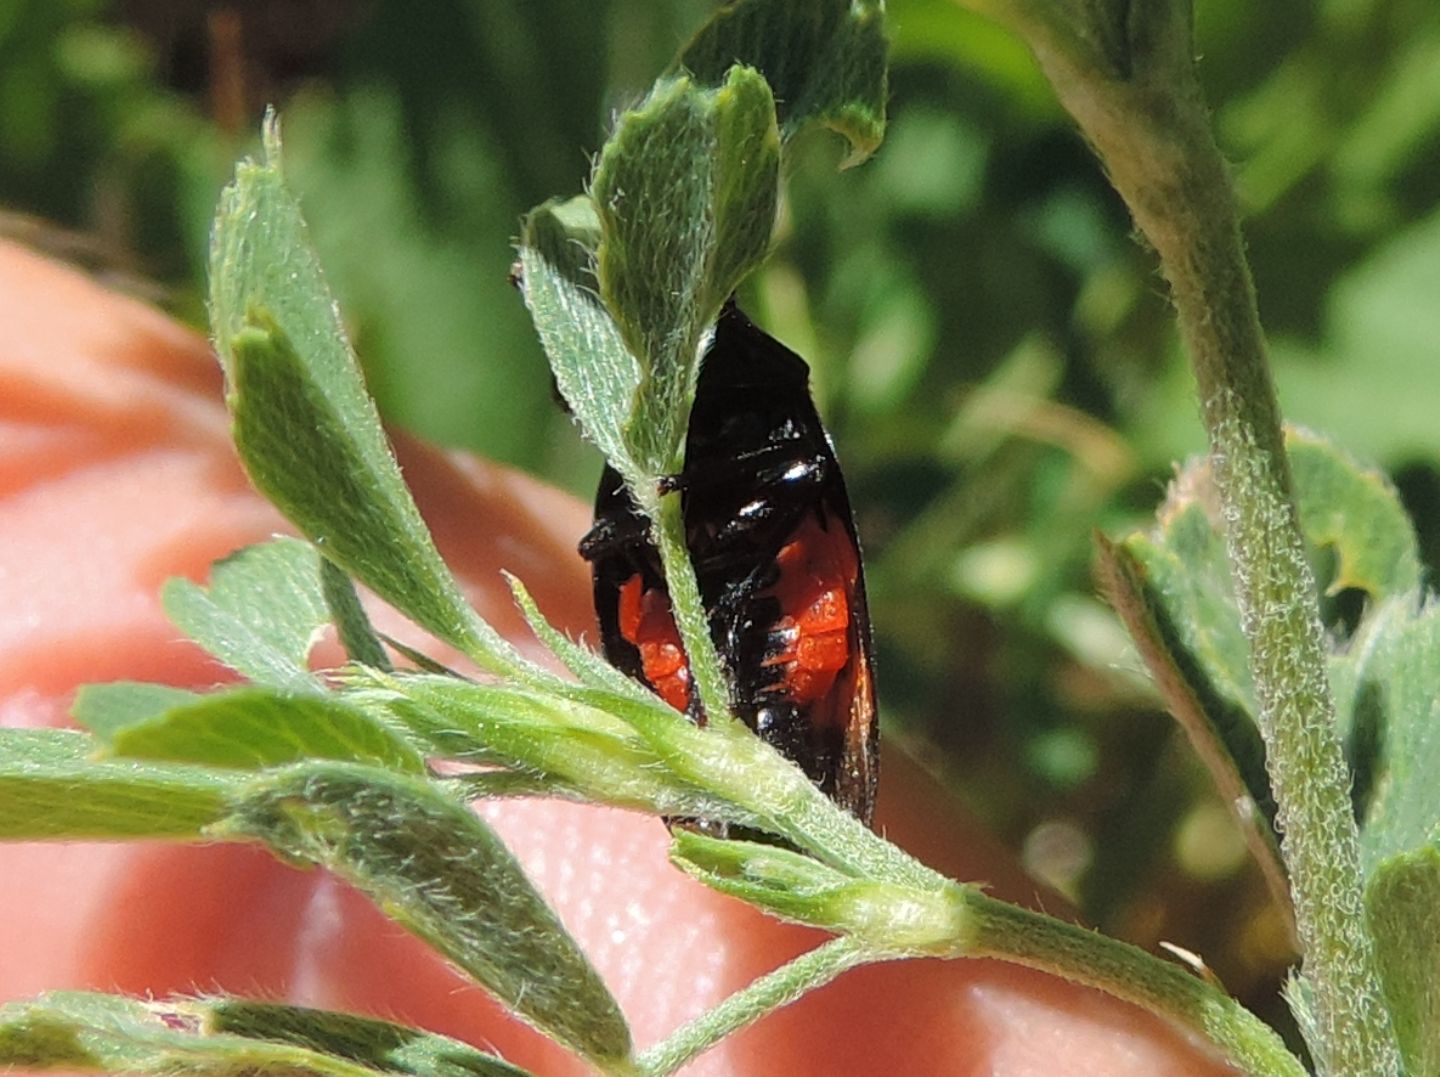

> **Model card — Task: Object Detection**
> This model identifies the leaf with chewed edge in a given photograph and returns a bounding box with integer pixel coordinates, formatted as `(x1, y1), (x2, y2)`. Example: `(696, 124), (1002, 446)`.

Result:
(676, 0), (888, 167)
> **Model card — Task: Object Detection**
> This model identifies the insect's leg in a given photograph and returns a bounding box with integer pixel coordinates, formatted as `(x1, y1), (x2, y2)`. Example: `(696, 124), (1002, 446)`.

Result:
(578, 508), (651, 562)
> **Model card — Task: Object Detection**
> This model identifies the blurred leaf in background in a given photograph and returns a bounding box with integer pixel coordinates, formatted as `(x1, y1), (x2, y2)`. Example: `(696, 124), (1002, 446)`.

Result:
(5, 0), (1438, 1040)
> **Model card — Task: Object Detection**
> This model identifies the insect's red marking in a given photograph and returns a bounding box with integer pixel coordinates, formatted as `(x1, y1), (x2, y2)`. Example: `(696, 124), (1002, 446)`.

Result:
(761, 513), (858, 716)
(618, 574), (692, 713)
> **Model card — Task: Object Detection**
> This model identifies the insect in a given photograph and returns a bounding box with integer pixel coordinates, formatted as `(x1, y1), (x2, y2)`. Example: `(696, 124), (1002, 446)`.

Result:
(578, 302), (878, 827)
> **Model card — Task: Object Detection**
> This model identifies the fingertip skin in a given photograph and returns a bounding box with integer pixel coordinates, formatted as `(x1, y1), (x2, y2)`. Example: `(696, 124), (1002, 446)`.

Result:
(0, 241), (1236, 1075)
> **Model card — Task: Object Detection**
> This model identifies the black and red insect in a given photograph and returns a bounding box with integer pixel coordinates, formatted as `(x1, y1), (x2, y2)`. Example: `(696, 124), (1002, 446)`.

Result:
(579, 302), (878, 826)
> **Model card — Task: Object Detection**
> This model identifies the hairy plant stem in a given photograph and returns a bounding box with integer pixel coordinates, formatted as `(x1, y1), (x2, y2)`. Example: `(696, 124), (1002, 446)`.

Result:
(635, 938), (871, 1075)
(965, 1), (1400, 1072)
(969, 896), (1306, 1076)
(648, 490), (736, 732)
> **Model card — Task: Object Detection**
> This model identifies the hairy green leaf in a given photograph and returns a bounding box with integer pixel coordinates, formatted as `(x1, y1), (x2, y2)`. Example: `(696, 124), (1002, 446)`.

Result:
(518, 195), (642, 485)
(593, 68), (780, 475)
(208, 117), (526, 678)
(217, 761), (631, 1066)
(320, 552), (392, 670)
(163, 537), (331, 693)
(1101, 512), (1275, 826)
(83, 685), (425, 774)
(207, 999), (533, 1077)
(1365, 840), (1440, 1075)
(1093, 534), (1286, 911)
(1104, 428), (1426, 831)
(0, 730), (236, 840)
(1356, 601), (1440, 870)
(0, 992), (531, 1077)
(1288, 429), (1423, 600)
(676, 0), (888, 166)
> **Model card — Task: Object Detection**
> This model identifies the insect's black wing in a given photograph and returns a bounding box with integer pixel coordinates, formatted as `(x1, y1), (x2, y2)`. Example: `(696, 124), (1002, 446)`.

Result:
(686, 305), (880, 825)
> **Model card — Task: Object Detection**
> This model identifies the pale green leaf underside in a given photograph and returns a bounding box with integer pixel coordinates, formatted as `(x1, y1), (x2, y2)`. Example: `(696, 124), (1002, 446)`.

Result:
(1113, 427), (1428, 833)
(0, 730), (236, 840)
(0, 992), (531, 1077)
(518, 195), (642, 486)
(162, 536), (332, 694)
(208, 121), (524, 678)
(78, 683), (426, 774)
(1356, 602), (1440, 871)
(1288, 429), (1423, 599)
(676, 0), (888, 167)
(1365, 840), (1440, 1076)
(216, 761), (631, 1065)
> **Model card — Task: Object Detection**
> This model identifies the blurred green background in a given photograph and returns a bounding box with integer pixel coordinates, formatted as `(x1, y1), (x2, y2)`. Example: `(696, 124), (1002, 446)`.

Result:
(6, 0), (1438, 1033)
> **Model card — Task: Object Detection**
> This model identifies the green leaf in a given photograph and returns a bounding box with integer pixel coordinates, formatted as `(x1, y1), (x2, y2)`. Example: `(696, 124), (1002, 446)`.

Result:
(1093, 534), (1287, 912)
(1288, 429), (1423, 599)
(676, 0), (889, 166)
(162, 537), (331, 693)
(0, 992), (532, 1077)
(1356, 601), (1440, 870)
(320, 556), (392, 670)
(517, 196), (642, 484)
(1104, 428), (1426, 828)
(207, 999), (533, 1077)
(592, 67), (780, 475)
(217, 761), (632, 1067)
(208, 117), (527, 679)
(71, 682), (201, 738)
(1102, 503), (1275, 826)
(354, 671), (752, 823)
(1365, 840), (1440, 1076)
(1120, 475), (1255, 715)
(0, 730), (236, 840)
(670, 830), (972, 953)
(82, 684), (426, 774)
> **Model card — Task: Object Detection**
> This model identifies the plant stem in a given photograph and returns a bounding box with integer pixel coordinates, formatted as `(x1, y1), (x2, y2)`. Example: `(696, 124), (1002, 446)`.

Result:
(636, 937), (871, 1075)
(968, 1), (1400, 1071)
(776, 776), (950, 892)
(649, 491), (736, 732)
(968, 895), (1306, 1077)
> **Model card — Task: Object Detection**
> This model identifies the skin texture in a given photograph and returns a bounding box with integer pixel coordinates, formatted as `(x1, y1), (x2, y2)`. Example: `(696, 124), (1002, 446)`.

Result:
(0, 240), (1237, 1075)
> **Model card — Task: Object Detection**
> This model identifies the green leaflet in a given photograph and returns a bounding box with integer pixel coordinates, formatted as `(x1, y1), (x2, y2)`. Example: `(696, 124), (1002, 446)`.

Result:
(1364, 840), (1440, 1075)
(594, 67), (780, 477)
(0, 729), (236, 840)
(676, 0), (888, 166)
(163, 537), (332, 693)
(216, 761), (632, 1067)
(0, 992), (532, 1077)
(208, 119), (528, 679)
(77, 683), (426, 774)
